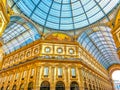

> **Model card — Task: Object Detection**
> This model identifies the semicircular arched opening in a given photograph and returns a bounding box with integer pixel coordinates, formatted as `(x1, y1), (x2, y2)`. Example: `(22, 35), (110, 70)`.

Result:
(89, 84), (92, 90)
(6, 85), (10, 90)
(55, 81), (65, 90)
(28, 82), (33, 90)
(40, 81), (50, 90)
(19, 83), (24, 90)
(1, 86), (4, 90)
(112, 70), (120, 89)
(12, 85), (17, 90)
(70, 81), (79, 90)
(84, 82), (88, 90)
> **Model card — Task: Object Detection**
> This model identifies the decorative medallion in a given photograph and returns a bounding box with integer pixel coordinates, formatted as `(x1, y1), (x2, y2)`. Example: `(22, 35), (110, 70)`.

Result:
(20, 54), (24, 59)
(34, 48), (39, 54)
(45, 47), (51, 53)
(26, 51), (30, 57)
(57, 48), (63, 53)
(69, 49), (74, 54)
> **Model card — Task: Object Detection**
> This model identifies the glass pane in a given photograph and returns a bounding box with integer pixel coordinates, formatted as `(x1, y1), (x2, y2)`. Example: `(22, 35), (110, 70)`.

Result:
(44, 67), (49, 76)
(71, 68), (76, 77)
(58, 68), (62, 76)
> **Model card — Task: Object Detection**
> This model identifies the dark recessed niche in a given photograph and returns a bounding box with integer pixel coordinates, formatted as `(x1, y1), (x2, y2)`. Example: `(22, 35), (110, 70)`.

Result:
(22, 78), (24, 80)
(58, 76), (62, 78)
(44, 75), (48, 77)
(72, 76), (76, 78)
(30, 76), (33, 78)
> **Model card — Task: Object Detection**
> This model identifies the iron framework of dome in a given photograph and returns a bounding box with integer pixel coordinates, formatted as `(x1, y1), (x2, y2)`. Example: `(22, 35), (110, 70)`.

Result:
(8, 0), (120, 30)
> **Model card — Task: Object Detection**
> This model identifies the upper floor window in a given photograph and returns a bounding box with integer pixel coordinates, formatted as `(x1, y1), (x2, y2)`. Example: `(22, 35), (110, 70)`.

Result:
(22, 71), (27, 78)
(15, 73), (19, 79)
(3, 77), (6, 82)
(58, 67), (62, 78)
(44, 67), (49, 77)
(31, 68), (35, 77)
(71, 68), (76, 78)
(9, 74), (13, 81)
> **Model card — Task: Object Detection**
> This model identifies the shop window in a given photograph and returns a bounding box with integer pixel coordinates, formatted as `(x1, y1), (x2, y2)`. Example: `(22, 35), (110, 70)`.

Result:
(40, 81), (50, 90)
(6, 86), (9, 90)
(12, 85), (16, 90)
(70, 82), (79, 90)
(19, 84), (24, 90)
(28, 82), (33, 90)
(56, 81), (65, 90)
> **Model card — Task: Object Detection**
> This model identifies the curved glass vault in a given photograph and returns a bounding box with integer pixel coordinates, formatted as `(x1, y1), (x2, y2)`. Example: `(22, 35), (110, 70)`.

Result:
(1, 16), (41, 54)
(8, 0), (120, 30)
(78, 26), (120, 69)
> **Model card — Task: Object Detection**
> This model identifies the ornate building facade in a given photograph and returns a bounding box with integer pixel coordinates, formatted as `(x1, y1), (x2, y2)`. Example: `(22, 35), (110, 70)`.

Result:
(0, 0), (120, 90)
(0, 33), (113, 90)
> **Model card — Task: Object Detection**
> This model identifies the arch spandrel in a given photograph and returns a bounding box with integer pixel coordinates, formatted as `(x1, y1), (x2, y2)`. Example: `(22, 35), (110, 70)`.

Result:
(108, 64), (120, 78)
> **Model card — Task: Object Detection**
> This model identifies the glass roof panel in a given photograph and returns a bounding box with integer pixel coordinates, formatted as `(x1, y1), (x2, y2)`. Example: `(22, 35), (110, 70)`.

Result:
(9, 0), (120, 30)
(1, 16), (41, 54)
(78, 26), (120, 69)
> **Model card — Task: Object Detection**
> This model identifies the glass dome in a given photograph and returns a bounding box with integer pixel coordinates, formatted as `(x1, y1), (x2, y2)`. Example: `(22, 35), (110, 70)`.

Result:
(11, 0), (120, 30)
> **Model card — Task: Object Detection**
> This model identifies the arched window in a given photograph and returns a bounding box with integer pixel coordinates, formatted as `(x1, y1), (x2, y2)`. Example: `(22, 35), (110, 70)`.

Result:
(56, 81), (65, 90)
(70, 82), (79, 90)
(28, 82), (33, 90)
(112, 70), (120, 90)
(84, 82), (88, 90)
(12, 85), (17, 90)
(1, 87), (4, 90)
(89, 84), (92, 90)
(40, 81), (50, 90)
(6, 86), (9, 90)
(93, 85), (95, 90)
(19, 84), (24, 90)
(96, 87), (98, 90)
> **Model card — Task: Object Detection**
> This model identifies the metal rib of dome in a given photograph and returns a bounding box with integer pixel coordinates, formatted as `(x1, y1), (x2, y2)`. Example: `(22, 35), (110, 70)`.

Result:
(9, 0), (120, 30)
